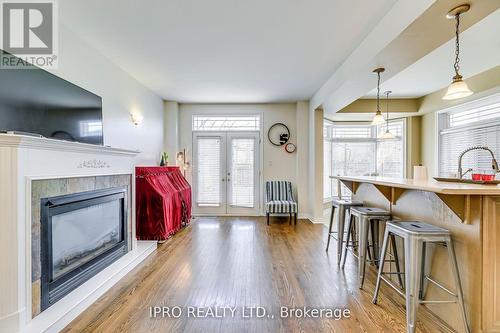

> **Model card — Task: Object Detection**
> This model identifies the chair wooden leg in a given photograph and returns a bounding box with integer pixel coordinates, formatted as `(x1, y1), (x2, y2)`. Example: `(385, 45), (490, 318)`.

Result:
(267, 213), (270, 225)
(289, 212), (292, 225)
(295, 213), (297, 225)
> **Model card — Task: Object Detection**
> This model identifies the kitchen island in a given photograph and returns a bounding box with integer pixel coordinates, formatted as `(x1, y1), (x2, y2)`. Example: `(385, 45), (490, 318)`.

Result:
(334, 176), (500, 333)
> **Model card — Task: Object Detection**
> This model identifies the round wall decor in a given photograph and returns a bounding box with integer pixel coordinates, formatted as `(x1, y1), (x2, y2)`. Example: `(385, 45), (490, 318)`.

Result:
(267, 123), (290, 146)
(284, 143), (296, 153)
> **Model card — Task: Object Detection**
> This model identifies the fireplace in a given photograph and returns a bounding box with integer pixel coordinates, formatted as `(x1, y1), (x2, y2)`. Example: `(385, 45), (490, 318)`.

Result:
(40, 187), (128, 311)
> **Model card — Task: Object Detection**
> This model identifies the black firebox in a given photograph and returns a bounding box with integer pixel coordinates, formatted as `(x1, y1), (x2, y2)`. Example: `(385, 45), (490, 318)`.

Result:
(40, 187), (128, 311)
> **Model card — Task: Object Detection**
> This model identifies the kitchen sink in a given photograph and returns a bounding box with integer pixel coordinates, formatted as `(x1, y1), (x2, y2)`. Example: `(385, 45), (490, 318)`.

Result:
(433, 177), (500, 185)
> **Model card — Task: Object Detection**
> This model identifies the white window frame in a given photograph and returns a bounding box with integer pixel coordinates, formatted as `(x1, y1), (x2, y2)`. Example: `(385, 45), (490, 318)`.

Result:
(323, 119), (406, 201)
(192, 114), (260, 131)
(437, 92), (500, 177)
(191, 112), (265, 215)
(376, 118), (407, 179)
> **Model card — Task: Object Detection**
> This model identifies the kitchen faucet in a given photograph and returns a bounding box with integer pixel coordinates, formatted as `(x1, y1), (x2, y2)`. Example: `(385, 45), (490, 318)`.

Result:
(458, 146), (500, 179)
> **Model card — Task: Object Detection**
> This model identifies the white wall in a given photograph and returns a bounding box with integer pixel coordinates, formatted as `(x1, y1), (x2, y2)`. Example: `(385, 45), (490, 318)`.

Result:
(421, 112), (437, 177)
(49, 25), (164, 165)
(306, 105), (324, 223)
(164, 101), (180, 165)
(177, 103), (308, 215)
(295, 102), (310, 216)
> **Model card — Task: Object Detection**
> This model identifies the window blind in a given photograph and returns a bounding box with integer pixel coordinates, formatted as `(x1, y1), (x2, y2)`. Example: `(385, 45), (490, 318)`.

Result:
(196, 137), (221, 206)
(332, 125), (373, 138)
(376, 121), (403, 138)
(439, 95), (500, 177)
(449, 102), (500, 127)
(230, 138), (255, 208)
(439, 124), (500, 176)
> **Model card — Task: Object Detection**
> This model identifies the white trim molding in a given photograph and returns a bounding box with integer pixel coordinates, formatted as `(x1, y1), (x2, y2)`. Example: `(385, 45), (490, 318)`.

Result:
(0, 134), (139, 156)
(0, 134), (153, 333)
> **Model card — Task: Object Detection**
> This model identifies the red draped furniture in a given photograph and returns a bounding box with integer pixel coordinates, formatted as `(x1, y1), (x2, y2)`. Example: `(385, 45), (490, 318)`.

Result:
(135, 166), (192, 241)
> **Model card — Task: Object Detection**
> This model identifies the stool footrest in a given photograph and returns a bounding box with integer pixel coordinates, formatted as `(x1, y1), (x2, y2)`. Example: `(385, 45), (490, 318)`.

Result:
(382, 259), (400, 263)
(425, 275), (457, 297)
(380, 276), (405, 296)
(328, 235), (339, 241)
(419, 300), (457, 304)
(381, 272), (405, 275)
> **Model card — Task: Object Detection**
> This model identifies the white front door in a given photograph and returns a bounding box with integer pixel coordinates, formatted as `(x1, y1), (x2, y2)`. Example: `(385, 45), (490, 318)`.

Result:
(193, 131), (260, 216)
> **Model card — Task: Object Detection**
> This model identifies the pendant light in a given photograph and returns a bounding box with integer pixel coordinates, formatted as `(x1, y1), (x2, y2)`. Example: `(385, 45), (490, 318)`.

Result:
(443, 4), (473, 100)
(380, 91), (395, 139)
(371, 68), (386, 125)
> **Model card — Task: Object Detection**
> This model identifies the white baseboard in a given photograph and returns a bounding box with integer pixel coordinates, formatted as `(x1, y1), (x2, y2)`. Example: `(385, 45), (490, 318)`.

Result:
(192, 212), (321, 224)
(194, 213), (311, 218)
(309, 217), (324, 224)
(24, 241), (157, 333)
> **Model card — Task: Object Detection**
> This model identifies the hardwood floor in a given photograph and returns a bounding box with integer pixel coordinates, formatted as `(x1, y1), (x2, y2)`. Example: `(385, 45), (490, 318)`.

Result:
(62, 217), (454, 333)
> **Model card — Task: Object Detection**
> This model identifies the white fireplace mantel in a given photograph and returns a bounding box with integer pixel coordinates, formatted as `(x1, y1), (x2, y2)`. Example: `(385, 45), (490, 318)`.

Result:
(0, 134), (157, 333)
(0, 133), (140, 154)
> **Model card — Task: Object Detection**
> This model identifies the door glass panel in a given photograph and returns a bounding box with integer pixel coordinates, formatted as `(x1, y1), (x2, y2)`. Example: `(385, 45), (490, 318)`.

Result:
(197, 137), (222, 206)
(230, 138), (255, 208)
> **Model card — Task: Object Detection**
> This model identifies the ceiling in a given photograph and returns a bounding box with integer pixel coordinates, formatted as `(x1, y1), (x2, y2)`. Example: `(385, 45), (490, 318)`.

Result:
(365, 8), (500, 99)
(60, 0), (397, 103)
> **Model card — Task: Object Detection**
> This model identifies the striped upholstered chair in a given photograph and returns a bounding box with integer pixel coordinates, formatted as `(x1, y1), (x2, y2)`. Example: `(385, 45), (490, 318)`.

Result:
(265, 181), (298, 225)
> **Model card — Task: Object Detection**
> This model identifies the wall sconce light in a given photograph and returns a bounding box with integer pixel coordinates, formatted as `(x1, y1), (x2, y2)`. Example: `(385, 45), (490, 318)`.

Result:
(130, 113), (144, 126)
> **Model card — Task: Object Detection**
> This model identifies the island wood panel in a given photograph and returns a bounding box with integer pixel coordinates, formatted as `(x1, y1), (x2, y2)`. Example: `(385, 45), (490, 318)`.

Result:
(483, 196), (500, 332)
(352, 182), (500, 333)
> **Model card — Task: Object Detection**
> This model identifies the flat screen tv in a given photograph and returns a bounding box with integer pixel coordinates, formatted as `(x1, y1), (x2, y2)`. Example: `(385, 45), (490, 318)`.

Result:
(0, 50), (104, 145)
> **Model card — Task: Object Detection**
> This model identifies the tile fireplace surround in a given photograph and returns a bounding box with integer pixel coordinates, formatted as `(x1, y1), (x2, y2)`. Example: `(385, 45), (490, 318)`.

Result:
(0, 134), (157, 333)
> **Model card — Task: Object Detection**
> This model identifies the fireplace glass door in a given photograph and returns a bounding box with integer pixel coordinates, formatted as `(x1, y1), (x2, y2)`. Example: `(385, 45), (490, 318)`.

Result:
(51, 200), (122, 279)
(41, 187), (128, 310)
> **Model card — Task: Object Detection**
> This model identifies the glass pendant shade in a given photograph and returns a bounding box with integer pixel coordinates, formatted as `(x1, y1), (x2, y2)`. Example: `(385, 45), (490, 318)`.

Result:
(371, 111), (385, 125)
(380, 130), (395, 139)
(443, 77), (473, 100)
(442, 7), (473, 101)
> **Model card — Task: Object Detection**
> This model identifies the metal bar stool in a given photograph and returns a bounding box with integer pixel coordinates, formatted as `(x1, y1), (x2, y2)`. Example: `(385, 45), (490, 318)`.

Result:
(325, 199), (363, 264)
(372, 220), (470, 333)
(340, 207), (393, 289)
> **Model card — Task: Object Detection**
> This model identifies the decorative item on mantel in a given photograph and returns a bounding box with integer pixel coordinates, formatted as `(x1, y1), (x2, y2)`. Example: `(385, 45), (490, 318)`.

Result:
(160, 152), (168, 166)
